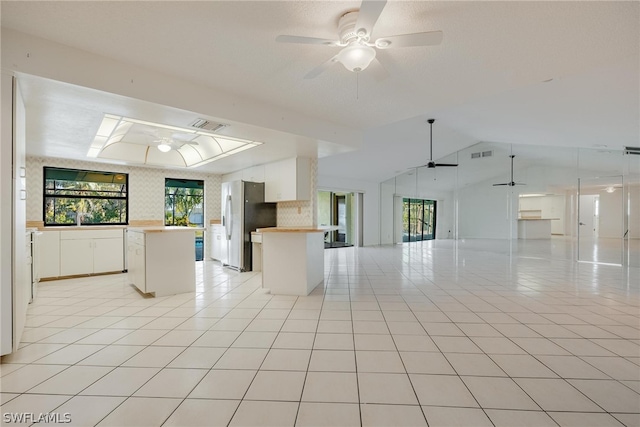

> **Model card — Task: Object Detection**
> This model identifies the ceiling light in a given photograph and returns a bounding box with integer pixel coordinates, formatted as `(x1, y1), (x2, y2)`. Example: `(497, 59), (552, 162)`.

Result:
(337, 43), (376, 72)
(157, 143), (172, 152)
(605, 186), (615, 193)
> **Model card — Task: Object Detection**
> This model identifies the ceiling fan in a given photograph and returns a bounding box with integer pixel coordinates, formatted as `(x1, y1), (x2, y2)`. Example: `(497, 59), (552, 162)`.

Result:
(154, 135), (199, 153)
(276, 0), (443, 79)
(416, 119), (458, 169)
(493, 155), (526, 187)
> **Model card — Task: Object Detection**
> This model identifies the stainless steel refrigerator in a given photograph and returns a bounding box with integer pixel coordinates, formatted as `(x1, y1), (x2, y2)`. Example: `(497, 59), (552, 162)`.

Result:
(221, 181), (276, 271)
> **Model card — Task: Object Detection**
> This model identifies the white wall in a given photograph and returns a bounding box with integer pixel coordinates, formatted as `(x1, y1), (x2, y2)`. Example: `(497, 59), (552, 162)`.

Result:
(458, 178), (518, 239)
(1, 73), (14, 354)
(379, 180), (395, 244)
(628, 184), (640, 239)
(317, 174), (380, 246)
(599, 190), (623, 238)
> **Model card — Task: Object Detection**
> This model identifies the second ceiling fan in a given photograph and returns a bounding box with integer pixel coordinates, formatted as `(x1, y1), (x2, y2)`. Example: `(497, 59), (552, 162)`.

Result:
(493, 155), (526, 187)
(276, 0), (443, 79)
(418, 119), (458, 169)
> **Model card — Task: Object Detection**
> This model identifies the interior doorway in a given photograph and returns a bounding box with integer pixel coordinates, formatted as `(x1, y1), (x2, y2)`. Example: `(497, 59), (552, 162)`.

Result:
(577, 176), (623, 265)
(318, 190), (362, 248)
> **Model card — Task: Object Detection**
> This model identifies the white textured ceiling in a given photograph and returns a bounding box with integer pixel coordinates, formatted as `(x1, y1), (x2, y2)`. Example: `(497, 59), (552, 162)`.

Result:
(2, 1), (638, 181)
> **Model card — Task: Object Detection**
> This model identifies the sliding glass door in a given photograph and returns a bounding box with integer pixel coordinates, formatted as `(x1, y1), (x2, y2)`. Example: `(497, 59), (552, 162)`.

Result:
(402, 198), (436, 242)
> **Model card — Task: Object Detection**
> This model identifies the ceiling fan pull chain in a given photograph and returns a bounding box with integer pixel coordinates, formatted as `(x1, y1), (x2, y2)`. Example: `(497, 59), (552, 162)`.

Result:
(356, 72), (359, 100)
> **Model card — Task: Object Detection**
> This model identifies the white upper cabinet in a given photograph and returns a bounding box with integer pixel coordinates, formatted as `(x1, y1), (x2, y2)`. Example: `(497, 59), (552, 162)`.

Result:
(265, 157), (311, 202)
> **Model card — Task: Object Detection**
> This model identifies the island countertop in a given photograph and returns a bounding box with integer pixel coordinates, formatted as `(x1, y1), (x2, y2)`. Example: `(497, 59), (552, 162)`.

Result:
(255, 227), (323, 233)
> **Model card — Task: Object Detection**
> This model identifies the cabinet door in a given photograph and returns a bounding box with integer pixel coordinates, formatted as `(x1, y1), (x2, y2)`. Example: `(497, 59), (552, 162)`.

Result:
(264, 161), (282, 202)
(60, 239), (93, 276)
(134, 244), (146, 293)
(39, 231), (60, 278)
(93, 237), (124, 273)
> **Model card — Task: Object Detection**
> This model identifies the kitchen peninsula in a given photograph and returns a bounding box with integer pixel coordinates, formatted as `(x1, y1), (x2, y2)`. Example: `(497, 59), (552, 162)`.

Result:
(127, 226), (202, 296)
(256, 227), (324, 296)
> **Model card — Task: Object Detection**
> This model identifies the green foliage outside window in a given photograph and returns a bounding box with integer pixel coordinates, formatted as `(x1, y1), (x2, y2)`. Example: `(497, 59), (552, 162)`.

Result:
(43, 167), (128, 225)
(164, 179), (204, 227)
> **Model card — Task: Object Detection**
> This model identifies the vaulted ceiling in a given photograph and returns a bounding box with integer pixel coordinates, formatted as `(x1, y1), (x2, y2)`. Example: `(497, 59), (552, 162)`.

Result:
(2, 1), (638, 182)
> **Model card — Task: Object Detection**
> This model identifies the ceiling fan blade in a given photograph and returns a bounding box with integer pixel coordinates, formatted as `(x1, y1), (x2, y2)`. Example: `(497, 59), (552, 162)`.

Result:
(355, 0), (387, 38)
(434, 163), (458, 167)
(276, 35), (339, 46)
(493, 183), (510, 186)
(304, 56), (339, 79)
(369, 57), (390, 81)
(375, 31), (443, 49)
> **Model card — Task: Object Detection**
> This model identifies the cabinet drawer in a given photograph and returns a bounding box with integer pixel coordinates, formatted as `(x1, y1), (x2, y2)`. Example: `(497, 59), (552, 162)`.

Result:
(127, 231), (145, 246)
(61, 229), (124, 240)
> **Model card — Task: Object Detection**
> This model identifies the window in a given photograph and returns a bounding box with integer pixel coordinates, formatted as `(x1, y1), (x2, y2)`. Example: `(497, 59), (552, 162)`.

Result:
(43, 167), (128, 226)
(165, 178), (205, 261)
(402, 198), (436, 242)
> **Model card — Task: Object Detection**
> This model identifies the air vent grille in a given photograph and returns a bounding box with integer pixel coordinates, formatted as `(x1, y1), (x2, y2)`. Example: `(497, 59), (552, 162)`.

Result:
(624, 146), (640, 155)
(471, 150), (493, 159)
(190, 119), (228, 132)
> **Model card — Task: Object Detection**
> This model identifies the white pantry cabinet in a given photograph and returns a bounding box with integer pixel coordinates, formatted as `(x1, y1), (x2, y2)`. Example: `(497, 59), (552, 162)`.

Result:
(265, 157), (311, 202)
(57, 229), (124, 277)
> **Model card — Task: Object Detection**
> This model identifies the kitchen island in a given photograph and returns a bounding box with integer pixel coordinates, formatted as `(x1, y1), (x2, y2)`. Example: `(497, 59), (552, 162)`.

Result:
(256, 227), (324, 296)
(517, 219), (558, 239)
(127, 226), (202, 297)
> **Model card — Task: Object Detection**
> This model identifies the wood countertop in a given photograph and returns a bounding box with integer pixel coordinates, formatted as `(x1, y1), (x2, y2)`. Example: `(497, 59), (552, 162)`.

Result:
(255, 227), (324, 233)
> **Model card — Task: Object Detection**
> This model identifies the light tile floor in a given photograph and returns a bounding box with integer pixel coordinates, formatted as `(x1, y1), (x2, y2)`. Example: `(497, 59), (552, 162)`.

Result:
(2, 241), (639, 426)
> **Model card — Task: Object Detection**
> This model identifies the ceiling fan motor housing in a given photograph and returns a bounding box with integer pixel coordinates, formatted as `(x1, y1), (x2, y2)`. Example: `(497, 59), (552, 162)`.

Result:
(338, 11), (361, 43)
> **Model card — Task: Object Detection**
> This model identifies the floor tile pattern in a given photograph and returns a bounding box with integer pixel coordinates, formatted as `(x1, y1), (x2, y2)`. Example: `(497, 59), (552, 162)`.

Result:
(2, 242), (639, 426)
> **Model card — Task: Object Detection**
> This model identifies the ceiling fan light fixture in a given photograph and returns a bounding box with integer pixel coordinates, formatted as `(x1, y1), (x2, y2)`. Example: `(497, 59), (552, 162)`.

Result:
(157, 143), (172, 152)
(337, 43), (376, 72)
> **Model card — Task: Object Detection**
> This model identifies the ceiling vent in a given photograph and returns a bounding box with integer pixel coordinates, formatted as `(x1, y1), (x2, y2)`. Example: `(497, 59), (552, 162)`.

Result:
(624, 146), (640, 155)
(471, 150), (493, 159)
(190, 119), (228, 132)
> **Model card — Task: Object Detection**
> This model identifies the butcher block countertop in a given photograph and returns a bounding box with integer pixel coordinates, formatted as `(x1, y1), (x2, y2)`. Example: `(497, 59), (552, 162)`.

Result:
(256, 227), (323, 233)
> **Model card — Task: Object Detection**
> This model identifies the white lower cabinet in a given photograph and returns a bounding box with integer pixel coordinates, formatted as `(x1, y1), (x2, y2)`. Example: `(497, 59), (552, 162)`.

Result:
(127, 231), (146, 293)
(39, 231), (61, 278)
(43, 228), (125, 278)
(127, 228), (195, 297)
(210, 224), (225, 261)
(60, 239), (94, 276)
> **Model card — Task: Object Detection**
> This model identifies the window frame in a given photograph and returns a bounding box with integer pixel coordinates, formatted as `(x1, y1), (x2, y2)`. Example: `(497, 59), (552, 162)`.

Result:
(42, 166), (129, 226)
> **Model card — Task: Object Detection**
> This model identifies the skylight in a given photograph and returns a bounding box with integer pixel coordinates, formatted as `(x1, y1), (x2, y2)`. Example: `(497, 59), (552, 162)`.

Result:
(88, 114), (262, 168)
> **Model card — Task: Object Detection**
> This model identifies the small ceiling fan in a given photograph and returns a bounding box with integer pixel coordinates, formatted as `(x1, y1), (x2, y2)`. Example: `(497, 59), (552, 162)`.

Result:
(493, 155), (526, 187)
(154, 135), (199, 153)
(416, 119), (458, 169)
(276, 0), (443, 79)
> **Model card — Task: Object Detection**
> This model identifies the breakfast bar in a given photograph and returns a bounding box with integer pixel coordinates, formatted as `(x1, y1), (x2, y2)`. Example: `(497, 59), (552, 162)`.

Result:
(256, 227), (324, 296)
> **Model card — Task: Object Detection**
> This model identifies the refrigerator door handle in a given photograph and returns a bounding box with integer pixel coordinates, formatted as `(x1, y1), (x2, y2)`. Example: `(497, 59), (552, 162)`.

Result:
(225, 195), (233, 240)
